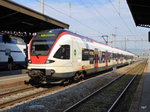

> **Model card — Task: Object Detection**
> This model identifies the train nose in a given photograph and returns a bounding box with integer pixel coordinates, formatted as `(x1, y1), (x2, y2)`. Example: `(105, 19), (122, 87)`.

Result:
(28, 70), (44, 78)
(28, 69), (55, 77)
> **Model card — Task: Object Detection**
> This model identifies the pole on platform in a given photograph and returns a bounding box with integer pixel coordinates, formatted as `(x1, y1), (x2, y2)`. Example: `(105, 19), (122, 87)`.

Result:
(41, 0), (44, 14)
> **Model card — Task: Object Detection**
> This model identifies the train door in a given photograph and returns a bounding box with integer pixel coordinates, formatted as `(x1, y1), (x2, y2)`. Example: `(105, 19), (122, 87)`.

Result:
(105, 51), (108, 67)
(94, 49), (98, 68)
(72, 39), (81, 69)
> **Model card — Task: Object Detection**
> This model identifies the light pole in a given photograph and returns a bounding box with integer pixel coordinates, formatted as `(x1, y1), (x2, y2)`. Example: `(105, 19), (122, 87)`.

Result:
(41, 0), (44, 14)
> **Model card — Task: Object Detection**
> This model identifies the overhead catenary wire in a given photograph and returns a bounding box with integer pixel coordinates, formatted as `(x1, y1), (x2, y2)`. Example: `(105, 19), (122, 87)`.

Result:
(108, 0), (134, 34)
(87, 0), (115, 29)
(108, 0), (144, 51)
(35, 0), (101, 34)
(121, 0), (141, 39)
(79, 0), (107, 27)
(77, 0), (114, 38)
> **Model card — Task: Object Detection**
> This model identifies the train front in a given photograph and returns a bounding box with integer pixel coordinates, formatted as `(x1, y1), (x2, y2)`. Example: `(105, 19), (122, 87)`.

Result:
(27, 29), (65, 83)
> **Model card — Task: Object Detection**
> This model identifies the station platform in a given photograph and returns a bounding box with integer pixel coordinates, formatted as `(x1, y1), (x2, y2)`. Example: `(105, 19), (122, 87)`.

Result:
(0, 69), (29, 88)
(139, 59), (150, 112)
(0, 69), (27, 77)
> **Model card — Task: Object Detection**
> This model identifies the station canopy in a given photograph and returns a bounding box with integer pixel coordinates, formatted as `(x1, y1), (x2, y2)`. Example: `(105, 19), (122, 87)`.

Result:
(127, 0), (150, 28)
(0, 0), (69, 33)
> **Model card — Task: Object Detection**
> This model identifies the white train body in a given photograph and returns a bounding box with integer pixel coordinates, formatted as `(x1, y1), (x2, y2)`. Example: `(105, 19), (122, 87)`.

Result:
(0, 35), (26, 70)
(28, 29), (135, 83)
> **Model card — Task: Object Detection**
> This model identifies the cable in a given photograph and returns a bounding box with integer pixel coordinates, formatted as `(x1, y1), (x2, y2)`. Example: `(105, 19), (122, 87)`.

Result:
(87, 0), (115, 28)
(35, 0), (101, 34)
(80, 0), (114, 29)
(108, 0), (144, 51)
(108, 0), (133, 34)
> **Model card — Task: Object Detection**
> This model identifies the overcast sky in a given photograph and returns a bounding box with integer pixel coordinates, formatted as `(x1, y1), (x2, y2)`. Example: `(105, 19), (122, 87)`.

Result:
(12, 0), (150, 54)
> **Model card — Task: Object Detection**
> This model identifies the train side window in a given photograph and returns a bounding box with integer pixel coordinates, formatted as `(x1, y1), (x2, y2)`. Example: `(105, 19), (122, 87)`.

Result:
(0, 35), (2, 42)
(101, 52), (105, 63)
(89, 50), (94, 64)
(82, 48), (89, 61)
(109, 52), (112, 62)
(54, 45), (70, 59)
(112, 53), (114, 60)
(115, 53), (118, 61)
(99, 51), (102, 63)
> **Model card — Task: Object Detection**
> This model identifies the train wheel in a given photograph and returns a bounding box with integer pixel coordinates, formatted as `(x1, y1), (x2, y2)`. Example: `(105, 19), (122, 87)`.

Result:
(73, 73), (80, 82)
(80, 73), (85, 80)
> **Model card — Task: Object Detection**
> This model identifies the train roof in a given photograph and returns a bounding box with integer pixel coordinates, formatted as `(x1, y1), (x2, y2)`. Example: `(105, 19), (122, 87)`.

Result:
(65, 29), (135, 56)
(42, 29), (135, 56)
(0, 35), (25, 45)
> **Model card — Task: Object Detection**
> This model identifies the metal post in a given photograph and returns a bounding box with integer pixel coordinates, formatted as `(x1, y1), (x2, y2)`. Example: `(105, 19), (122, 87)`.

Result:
(41, 0), (44, 14)
(125, 37), (126, 51)
(112, 34), (116, 47)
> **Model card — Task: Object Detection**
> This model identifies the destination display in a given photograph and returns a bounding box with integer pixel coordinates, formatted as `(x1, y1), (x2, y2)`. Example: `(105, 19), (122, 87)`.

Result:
(39, 34), (56, 37)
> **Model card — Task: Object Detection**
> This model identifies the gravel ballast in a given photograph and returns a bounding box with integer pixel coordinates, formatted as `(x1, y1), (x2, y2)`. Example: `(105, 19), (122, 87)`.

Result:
(3, 63), (140, 112)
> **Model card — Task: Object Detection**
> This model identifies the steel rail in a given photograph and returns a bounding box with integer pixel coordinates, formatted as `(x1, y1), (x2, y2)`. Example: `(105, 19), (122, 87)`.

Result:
(0, 86), (36, 98)
(0, 88), (52, 109)
(63, 74), (125, 112)
(0, 83), (61, 110)
(107, 62), (146, 112)
(0, 69), (115, 110)
(63, 61), (146, 112)
(107, 75), (137, 112)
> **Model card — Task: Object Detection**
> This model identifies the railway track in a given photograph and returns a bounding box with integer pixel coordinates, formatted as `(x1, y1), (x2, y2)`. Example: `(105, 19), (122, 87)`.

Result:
(0, 84), (59, 110)
(107, 62), (146, 112)
(0, 61), (144, 111)
(63, 61), (147, 112)
(0, 85), (37, 98)
(109, 61), (147, 112)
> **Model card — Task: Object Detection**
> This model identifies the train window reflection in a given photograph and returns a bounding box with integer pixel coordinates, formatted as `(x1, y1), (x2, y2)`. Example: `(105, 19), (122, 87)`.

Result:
(82, 49), (89, 61)
(54, 45), (70, 59)
(31, 40), (54, 56)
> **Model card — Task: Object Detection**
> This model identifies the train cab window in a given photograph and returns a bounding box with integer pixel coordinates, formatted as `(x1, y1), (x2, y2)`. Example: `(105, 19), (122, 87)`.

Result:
(31, 40), (52, 56)
(82, 49), (89, 61)
(54, 45), (70, 59)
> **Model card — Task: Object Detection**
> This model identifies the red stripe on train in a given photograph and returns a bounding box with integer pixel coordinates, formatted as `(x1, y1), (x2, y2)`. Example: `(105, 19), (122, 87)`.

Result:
(48, 32), (69, 57)
(30, 56), (48, 64)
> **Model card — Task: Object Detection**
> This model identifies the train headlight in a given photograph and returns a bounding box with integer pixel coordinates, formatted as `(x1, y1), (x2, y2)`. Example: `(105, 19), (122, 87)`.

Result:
(45, 60), (55, 64)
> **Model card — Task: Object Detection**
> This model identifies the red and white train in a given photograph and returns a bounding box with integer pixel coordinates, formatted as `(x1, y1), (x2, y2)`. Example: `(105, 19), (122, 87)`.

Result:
(27, 29), (135, 83)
